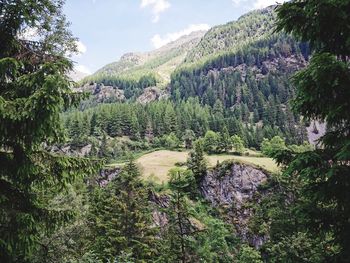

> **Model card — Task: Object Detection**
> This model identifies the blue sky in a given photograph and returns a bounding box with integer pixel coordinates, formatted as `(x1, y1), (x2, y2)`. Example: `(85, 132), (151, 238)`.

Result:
(64, 0), (281, 74)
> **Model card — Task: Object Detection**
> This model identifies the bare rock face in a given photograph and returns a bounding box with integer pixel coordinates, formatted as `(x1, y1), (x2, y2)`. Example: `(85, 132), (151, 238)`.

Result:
(97, 167), (121, 187)
(200, 161), (269, 248)
(207, 54), (308, 83)
(149, 192), (170, 230)
(76, 83), (125, 103)
(137, 87), (169, 104)
(201, 163), (267, 206)
(51, 144), (92, 157)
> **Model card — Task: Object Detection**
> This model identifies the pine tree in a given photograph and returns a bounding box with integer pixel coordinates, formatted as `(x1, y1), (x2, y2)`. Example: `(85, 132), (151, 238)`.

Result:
(182, 129), (196, 149)
(90, 112), (100, 136)
(109, 112), (122, 137)
(0, 1), (99, 262)
(98, 132), (109, 159)
(130, 112), (141, 141)
(187, 140), (207, 188)
(275, 1), (350, 260)
(161, 169), (196, 263)
(89, 158), (157, 262)
(164, 103), (178, 134)
(144, 120), (154, 142)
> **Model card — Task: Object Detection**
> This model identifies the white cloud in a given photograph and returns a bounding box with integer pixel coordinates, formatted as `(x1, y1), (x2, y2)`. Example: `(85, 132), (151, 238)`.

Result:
(75, 64), (92, 75)
(151, 24), (210, 49)
(232, 0), (247, 4)
(141, 0), (171, 23)
(253, 0), (280, 9)
(232, 0), (286, 9)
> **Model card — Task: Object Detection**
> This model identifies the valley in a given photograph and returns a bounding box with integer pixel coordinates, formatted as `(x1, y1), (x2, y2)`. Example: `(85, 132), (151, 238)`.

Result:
(1, 1), (348, 262)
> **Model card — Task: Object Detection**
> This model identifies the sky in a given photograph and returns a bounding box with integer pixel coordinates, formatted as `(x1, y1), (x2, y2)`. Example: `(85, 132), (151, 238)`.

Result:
(64, 0), (282, 74)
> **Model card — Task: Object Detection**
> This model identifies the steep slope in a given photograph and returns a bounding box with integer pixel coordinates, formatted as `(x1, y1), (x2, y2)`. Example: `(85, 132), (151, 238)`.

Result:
(82, 30), (206, 88)
(183, 6), (276, 66)
(73, 6), (310, 144)
(170, 6), (310, 143)
(201, 161), (270, 248)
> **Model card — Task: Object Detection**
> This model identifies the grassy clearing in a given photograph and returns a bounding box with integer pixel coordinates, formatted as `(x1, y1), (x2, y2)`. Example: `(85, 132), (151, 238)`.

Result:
(207, 155), (278, 173)
(135, 150), (279, 183)
(136, 150), (188, 183)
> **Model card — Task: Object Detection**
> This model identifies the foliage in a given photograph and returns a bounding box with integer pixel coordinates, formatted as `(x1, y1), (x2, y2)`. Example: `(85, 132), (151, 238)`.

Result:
(203, 131), (219, 154)
(182, 129), (196, 149)
(236, 245), (263, 263)
(260, 136), (286, 156)
(274, 0), (350, 261)
(88, 158), (157, 262)
(0, 1), (99, 262)
(63, 97), (305, 158)
(231, 135), (245, 154)
(80, 31), (204, 90)
(187, 140), (207, 188)
(159, 169), (197, 262)
(160, 169), (237, 262)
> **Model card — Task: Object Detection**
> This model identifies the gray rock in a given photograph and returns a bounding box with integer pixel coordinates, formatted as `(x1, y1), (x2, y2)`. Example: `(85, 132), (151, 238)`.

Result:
(200, 161), (269, 248)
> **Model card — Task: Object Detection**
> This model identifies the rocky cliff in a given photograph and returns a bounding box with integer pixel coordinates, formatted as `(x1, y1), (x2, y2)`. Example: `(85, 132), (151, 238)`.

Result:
(148, 160), (271, 247)
(201, 161), (270, 248)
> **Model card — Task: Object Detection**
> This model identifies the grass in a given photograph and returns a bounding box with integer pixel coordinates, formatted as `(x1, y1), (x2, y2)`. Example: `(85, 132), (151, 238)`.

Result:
(136, 150), (188, 183)
(135, 150), (279, 183)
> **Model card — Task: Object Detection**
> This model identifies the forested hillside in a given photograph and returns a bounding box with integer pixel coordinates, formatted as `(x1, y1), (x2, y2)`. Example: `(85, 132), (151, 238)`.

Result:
(183, 6), (276, 64)
(79, 30), (206, 99)
(2, 1), (349, 263)
(66, 6), (310, 160)
(170, 7), (310, 144)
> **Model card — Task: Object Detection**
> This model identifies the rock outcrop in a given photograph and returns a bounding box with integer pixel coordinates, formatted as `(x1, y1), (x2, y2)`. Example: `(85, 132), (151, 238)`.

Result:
(50, 144), (93, 157)
(201, 161), (269, 248)
(76, 83), (125, 103)
(137, 86), (169, 104)
(149, 192), (170, 230)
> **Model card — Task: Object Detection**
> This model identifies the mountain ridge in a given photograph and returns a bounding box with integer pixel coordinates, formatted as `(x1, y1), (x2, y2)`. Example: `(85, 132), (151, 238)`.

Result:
(81, 30), (207, 86)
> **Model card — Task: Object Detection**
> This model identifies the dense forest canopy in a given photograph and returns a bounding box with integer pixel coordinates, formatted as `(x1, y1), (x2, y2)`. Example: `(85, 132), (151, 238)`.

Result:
(1, 0), (350, 262)
(0, 1), (100, 262)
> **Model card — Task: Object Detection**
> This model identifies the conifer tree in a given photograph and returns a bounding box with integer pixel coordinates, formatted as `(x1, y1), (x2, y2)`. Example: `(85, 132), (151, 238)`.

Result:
(90, 112), (99, 136)
(89, 158), (157, 262)
(161, 169), (196, 263)
(182, 129), (196, 149)
(0, 1), (99, 261)
(275, 1), (350, 261)
(187, 140), (207, 187)
(145, 120), (154, 142)
(130, 112), (141, 140)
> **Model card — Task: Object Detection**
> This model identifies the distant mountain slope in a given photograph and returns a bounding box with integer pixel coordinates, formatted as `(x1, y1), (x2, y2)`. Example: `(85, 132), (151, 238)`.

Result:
(168, 6), (310, 143)
(69, 70), (89, 81)
(81, 30), (206, 88)
(182, 6), (276, 66)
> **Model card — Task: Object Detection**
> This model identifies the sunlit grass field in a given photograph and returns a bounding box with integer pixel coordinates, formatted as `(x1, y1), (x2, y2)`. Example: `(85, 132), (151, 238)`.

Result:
(135, 150), (279, 183)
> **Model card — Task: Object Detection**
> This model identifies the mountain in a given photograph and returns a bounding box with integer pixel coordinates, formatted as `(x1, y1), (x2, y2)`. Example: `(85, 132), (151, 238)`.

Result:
(71, 6), (311, 147)
(182, 6), (276, 66)
(69, 69), (90, 81)
(168, 6), (310, 143)
(81, 30), (206, 88)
